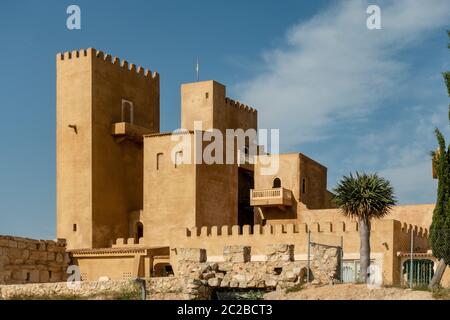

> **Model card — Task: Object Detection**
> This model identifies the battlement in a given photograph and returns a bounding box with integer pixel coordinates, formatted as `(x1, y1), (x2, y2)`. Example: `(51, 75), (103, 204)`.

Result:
(57, 48), (159, 81)
(175, 220), (429, 239)
(400, 222), (429, 238)
(169, 219), (429, 258)
(224, 97), (257, 114)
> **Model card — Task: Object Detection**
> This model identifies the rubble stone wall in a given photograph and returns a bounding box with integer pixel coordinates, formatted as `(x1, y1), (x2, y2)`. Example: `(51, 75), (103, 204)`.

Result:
(175, 244), (340, 292)
(0, 236), (70, 285)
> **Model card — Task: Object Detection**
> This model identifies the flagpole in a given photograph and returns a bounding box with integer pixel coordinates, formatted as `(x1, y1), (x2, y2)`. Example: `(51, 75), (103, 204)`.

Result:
(196, 57), (199, 82)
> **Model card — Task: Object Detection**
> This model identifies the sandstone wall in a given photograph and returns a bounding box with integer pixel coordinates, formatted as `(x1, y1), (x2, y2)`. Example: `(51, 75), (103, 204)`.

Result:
(0, 236), (70, 285)
(170, 220), (430, 285)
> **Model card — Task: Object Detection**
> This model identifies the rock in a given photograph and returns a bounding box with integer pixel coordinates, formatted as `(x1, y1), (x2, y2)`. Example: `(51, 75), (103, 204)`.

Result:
(202, 272), (215, 281)
(232, 274), (246, 283)
(283, 271), (297, 282)
(208, 277), (221, 287)
(266, 244), (294, 262)
(207, 263), (219, 272)
(220, 278), (230, 288)
(177, 248), (207, 263)
(223, 246), (251, 263)
(265, 279), (277, 288)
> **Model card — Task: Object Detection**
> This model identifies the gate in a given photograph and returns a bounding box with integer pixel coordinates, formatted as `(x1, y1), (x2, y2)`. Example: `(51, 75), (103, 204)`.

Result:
(402, 259), (434, 287)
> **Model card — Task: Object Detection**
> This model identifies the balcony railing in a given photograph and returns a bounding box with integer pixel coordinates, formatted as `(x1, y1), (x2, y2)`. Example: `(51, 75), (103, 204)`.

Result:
(250, 187), (293, 207)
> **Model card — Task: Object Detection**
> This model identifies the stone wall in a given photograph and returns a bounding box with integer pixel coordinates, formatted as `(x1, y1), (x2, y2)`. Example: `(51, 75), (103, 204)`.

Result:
(0, 278), (210, 300)
(175, 244), (340, 292)
(147, 277), (211, 300)
(311, 244), (341, 284)
(0, 236), (70, 285)
(0, 280), (138, 300)
(0, 244), (339, 300)
(171, 220), (430, 285)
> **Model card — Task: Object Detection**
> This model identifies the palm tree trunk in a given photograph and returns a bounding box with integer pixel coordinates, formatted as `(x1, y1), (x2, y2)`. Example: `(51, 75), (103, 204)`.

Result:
(359, 217), (371, 283)
(429, 258), (447, 289)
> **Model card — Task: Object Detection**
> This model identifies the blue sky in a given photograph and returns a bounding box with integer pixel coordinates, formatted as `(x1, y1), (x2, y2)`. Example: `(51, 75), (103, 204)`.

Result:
(0, 0), (449, 239)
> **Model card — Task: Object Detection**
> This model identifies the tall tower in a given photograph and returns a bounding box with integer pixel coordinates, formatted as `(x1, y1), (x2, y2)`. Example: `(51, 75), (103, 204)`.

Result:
(181, 80), (257, 133)
(56, 48), (160, 249)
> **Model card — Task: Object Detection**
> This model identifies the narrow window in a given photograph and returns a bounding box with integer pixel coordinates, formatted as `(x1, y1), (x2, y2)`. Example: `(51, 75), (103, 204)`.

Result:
(73, 224), (77, 232)
(121, 99), (134, 124)
(302, 178), (306, 194)
(48, 271), (52, 280)
(174, 151), (183, 168)
(273, 178), (281, 188)
(205, 92), (209, 99)
(26, 272), (31, 282)
(136, 222), (144, 240)
(156, 153), (163, 170)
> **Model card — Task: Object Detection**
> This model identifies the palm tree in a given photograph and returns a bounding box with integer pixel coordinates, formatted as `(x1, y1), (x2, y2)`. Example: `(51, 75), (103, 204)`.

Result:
(333, 172), (396, 283)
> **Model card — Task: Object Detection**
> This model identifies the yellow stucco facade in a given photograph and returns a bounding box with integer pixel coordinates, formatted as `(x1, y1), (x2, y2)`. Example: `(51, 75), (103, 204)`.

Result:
(56, 49), (445, 286)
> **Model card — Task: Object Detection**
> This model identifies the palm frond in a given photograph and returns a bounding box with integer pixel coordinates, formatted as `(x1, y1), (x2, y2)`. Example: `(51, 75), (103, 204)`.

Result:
(333, 172), (396, 220)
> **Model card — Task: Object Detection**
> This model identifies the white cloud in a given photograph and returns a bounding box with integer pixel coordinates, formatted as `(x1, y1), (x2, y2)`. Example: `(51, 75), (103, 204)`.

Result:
(236, 0), (450, 203)
(237, 0), (450, 146)
(379, 161), (437, 205)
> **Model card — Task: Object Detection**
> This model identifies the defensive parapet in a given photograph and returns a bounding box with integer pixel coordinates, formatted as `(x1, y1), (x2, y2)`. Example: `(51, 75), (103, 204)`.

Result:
(57, 48), (159, 82)
(170, 219), (429, 260)
(224, 97), (257, 114)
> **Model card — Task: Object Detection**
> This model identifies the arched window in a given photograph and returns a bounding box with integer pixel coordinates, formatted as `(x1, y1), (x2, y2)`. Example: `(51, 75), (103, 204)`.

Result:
(136, 222), (143, 240)
(273, 177), (281, 188)
(121, 99), (134, 124)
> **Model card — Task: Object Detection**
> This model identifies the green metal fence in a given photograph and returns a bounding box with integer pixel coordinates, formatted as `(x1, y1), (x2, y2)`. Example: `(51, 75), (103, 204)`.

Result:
(402, 259), (434, 288)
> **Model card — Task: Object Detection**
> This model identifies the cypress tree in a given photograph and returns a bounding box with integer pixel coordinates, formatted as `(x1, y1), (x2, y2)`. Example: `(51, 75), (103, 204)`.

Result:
(429, 31), (450, 288)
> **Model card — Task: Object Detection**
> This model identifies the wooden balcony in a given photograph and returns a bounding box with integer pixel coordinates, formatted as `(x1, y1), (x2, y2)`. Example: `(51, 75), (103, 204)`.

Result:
(250, 187), (293, 207)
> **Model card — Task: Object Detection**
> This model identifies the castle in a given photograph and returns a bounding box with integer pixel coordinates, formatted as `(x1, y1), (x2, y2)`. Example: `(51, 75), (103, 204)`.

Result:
(56, 48), (448, 287)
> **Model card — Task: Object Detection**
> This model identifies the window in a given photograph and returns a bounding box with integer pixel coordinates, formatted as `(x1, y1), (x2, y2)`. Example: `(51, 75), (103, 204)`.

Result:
(273, 178), (281, 188)
(302, 178), (306, 194)
(136, 222), (143, 240)
(174, 151), (183, 168)
(73, 224), (77, 232)
(156, 153), (163, 170)
(26, 272), (31, 282)
(205, 92), (209, 99)
(48, 271), (52, 280)
(121, 99), (134, 123)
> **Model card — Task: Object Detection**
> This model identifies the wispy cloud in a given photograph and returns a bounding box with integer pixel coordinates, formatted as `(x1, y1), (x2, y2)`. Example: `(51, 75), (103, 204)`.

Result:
(236, 0), (450, 203)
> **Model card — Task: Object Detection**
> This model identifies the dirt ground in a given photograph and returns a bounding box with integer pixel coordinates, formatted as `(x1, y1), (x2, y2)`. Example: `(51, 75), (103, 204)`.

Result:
(264, 283), (434, 300)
